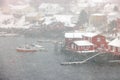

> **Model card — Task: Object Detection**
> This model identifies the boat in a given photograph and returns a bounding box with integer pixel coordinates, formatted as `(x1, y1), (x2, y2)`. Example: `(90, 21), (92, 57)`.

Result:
(37, 39), (51, 43)
(16, 45), (38, 52)
(30, 44), (47, 51)
(0, 32), (19, 37)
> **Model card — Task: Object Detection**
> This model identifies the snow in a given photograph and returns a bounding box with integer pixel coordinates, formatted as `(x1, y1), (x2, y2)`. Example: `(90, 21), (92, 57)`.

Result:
(74, 40), (94, 46)
(0, 14), (30, 29)
(65, 32), (99, 38)
(39, 3), (60, 9)
(39, 3), (64, 15)
(43, 15), (76, 27)
(77, 50), (95, 53)
(91, 13), (105, 16)
(65, 32), (85, 38)
(9, 4), (30, 10)
(104, 3), (117, 13)
(108, 38), (120, 47)
(26, 12), (38, 17)
(107, 12), (120, 22)
(43, 17), (55, 25)
(54, 15), (75, 27)
(83, 33), (99, 37)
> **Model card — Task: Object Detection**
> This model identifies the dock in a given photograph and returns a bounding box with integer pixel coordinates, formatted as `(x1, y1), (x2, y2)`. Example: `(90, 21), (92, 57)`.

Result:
(109, 60), (120, 63)
(61, 52), (103, 65)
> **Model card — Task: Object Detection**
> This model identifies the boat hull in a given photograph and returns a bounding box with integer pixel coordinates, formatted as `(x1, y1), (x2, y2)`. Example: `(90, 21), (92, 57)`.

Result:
(16, 48), (37, 52)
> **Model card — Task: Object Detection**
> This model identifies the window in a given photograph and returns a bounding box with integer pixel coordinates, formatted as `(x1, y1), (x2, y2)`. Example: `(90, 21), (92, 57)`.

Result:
(71, 44), (74, 49)
(118, 48), (120, 52)
(97, 38), (101, 42)
(112, 47), (116, 52)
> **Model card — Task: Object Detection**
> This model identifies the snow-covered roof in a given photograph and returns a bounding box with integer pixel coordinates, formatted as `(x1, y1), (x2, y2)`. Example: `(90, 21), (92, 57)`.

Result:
(65, 32), (99, 38)
(74, 40), (94, 46)
(26, 12), (38, 17)
(65, 32), (84, 38)
(108, 38), (120, 47)
(54, 15), (75, 27)
(83, 33), (99, 37)
(39, 3), (60, 9)
(9, 4), (30, 10)
(43, 16), (55, 25)
(91, 13), (105, 16)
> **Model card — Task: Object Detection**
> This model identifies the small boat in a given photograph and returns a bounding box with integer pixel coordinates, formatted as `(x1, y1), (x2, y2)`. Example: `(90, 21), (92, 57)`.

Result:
(0, 32), (19, 37)
(30, 44), (47, 51)
(16, 45), (38, 52)
(37, 40), (51, 43)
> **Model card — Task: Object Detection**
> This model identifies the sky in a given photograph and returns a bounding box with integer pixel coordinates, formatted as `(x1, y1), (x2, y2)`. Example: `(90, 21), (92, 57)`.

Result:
(0, 0), (120, 6)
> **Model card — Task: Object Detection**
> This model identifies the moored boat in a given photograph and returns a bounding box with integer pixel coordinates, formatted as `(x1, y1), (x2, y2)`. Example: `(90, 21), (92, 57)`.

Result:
(0, 32), (19, 37)
(16, 46), (38, 52)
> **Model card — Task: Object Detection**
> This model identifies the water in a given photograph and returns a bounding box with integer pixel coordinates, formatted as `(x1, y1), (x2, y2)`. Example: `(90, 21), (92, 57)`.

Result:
(0, 36), (120, 80)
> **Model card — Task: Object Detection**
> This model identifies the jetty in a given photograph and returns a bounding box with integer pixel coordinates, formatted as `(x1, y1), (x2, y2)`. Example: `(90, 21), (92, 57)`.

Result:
(61, 52), (103, 65)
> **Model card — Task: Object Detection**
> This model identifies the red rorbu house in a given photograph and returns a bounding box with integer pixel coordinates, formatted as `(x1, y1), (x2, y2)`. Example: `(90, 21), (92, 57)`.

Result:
(70, 40), (95, 53)
(108, 38), (120, 55)
(64, 32), (84, 49)
(82, 33), (108, 51)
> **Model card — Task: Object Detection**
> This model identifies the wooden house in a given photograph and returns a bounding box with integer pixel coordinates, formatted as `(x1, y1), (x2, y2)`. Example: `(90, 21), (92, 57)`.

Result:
(82, 33), (108, 50)
(70, 40), (95, 53)
(64, 32), (84, 48)
(108, 38), (120, 55)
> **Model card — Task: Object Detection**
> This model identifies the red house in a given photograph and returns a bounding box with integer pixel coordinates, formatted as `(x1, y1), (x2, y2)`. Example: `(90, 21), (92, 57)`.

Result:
(108, 38), (120, 55)
(82, 33), (108, 50)
(64, 32), (84, 48)
(70, 40), (95, 53)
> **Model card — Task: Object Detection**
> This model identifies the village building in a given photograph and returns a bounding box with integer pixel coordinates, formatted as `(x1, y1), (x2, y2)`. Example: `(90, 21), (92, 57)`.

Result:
(64, 31), (108, 52)
(64, 32), (84, 49)
(108, 38), (120, 55)
(82, 33), (108, 50)
(89, 13), (107, 27)
(70, 40), (95, 53)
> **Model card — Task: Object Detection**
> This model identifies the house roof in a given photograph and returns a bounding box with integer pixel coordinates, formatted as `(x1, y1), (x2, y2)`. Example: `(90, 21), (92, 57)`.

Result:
(74, 40), (94, 46)
(65, 32), (84, 38)
(83, 33), (99, 37)
(108, 38), (120, 47)
(91, 13), (105, 16)
(65, 32), (99, 38)
(9, 4), (30, 10)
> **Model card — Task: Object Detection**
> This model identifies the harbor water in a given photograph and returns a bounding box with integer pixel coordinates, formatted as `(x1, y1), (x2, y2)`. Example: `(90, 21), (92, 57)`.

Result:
(0, 36), (120, 80)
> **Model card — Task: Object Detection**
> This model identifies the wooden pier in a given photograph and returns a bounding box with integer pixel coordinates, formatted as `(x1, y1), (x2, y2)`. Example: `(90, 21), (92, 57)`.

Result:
(61, 52), (103, 65)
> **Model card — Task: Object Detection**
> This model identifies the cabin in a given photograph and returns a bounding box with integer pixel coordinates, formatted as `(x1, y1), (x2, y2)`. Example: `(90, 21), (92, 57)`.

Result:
(70, 40), (95, 53)
(82, 33), (108, 50)
(64, 32), (84, 48)
(108, 38), (120, 55)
